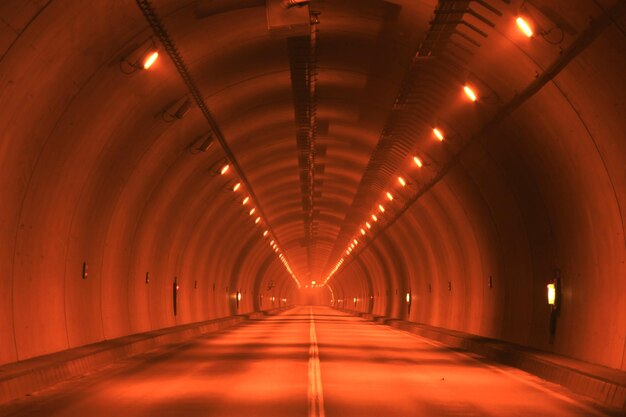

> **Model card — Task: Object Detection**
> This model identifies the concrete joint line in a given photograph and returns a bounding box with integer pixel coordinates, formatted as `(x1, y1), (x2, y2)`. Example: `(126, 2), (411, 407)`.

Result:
(308, 307), (325, 417)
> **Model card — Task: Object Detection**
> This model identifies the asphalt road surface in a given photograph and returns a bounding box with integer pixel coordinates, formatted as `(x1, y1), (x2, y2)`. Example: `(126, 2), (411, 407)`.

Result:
(0, 306), (611, 417)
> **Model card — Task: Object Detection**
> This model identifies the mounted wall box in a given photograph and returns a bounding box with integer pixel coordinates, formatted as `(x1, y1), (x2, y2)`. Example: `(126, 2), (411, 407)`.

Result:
(145, 272), (150, 284)
(173, 277), (179, 316)
(82, 262), (88, 279)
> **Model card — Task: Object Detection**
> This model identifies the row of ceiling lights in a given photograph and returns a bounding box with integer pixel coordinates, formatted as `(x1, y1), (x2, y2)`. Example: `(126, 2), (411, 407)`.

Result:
(221, 164), (302, 288)
(319, 16), (538, 288)
(124, 47), (302, 288)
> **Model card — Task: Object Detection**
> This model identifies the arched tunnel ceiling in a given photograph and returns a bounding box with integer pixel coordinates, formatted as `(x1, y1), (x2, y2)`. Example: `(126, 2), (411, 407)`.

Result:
(0, 0), (625, 372)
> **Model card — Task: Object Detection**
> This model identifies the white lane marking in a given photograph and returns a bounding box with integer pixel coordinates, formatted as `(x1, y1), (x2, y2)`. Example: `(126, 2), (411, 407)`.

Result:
(308, 308), (326, 417)
(384, 325), (610, 417)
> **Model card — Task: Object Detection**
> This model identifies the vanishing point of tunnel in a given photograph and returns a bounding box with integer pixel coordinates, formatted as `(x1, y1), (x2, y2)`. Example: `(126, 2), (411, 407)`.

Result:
(1, 0), (625, 416)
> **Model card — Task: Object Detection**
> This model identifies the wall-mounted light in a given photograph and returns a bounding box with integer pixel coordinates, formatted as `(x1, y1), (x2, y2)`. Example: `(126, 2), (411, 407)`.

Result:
(220, 164), (230, 175)
(360, 228), (366, 235)
(516, 16), (534, 37)
(366, 222), (371, 229)
(398, 177), (406, 187)
(120, 38), (159, 74)
(547, 283), (556, 305)
(162, 97), (193, 122)
(386, 192), (394, 201)
(433, 128), (444, 141)
(192, 133), (214, 153)
(249, 208), (256, 216)
(463, 85), (478, 102)
(378, 204), (385, 213)
(413, 156), (423, 168)
(254, 216), (261, 224)
(371, 214), (378, 222)
(242, 196), (250, 205)
(405, 291), (411, 303)
(233, 182), (241, 192)
(263, 230), (269, 237)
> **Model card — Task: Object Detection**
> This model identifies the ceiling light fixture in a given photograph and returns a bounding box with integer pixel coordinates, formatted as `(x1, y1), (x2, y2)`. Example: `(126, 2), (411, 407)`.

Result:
(433, 128), (444, 141)
(413, 156), (423, 168)
(463, 85), (478, 102)
(516, 16), (534, 37)
(398, 177), (406, 187)
(220, 164), (230, 175)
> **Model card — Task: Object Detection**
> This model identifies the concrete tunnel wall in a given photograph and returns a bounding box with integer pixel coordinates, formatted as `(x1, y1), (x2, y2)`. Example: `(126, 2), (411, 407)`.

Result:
(0, 0), (625, 379)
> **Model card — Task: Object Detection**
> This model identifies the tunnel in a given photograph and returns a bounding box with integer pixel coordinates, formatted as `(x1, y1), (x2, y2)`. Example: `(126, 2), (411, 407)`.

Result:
(0, 0), (625, 415)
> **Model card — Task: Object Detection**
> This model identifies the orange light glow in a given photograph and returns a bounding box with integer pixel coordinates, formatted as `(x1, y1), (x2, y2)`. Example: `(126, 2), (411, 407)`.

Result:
(242, 196), (249, 205)
(142, 51), (159, 69)
(463, 85), (477, 102)
(433, 128), (444, 141)
(237, 291), (242, 301)
(360, 228), (366, 235)
(353, 239), (358, 245)
(378, 204), (385, 213)
(254, 217), (260, 224)
(263, 230), (268, 237)
(386, 192), (394, 201)
(220, 164), (230, 175)
(398, 177), (406, 187)
(249, 208), (255, 215)
(413, 156), (423, 168)
(372, 214), (378, 222)
(406, 292), (411, 303)
(233, 182), (241, 191)
(516, 16), (534, 37)
(366, 222), (371, 229)
(547, 283), (556, 305)
(270, 240), (275, 246)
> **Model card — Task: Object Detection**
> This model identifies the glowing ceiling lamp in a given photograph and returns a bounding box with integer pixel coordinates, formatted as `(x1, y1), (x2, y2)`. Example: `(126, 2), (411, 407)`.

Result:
(433, 128), (444, 141)
(263, 230), (268, 237)
(220, 164), (230, 175)
(398, 177), (406, 187)
(371, 214), (378, 222)
(360, 228), (366, 235)
(254, 217), (261, 224)
(386, 192), (394, 201)
(378, 204), (385, 213)
(242, 196), (249, 205)
(463, 85), (478, 102)
(142, 51), (159, 70)
(516, 16), (534, 37)
(353, 239), (358, 245)
(413, 156), (423, 168)
(406, 292), (411, 303)
(249, 208), (256, 216)
(366, 222), (371, 229)
(233, 182), (241, 192)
